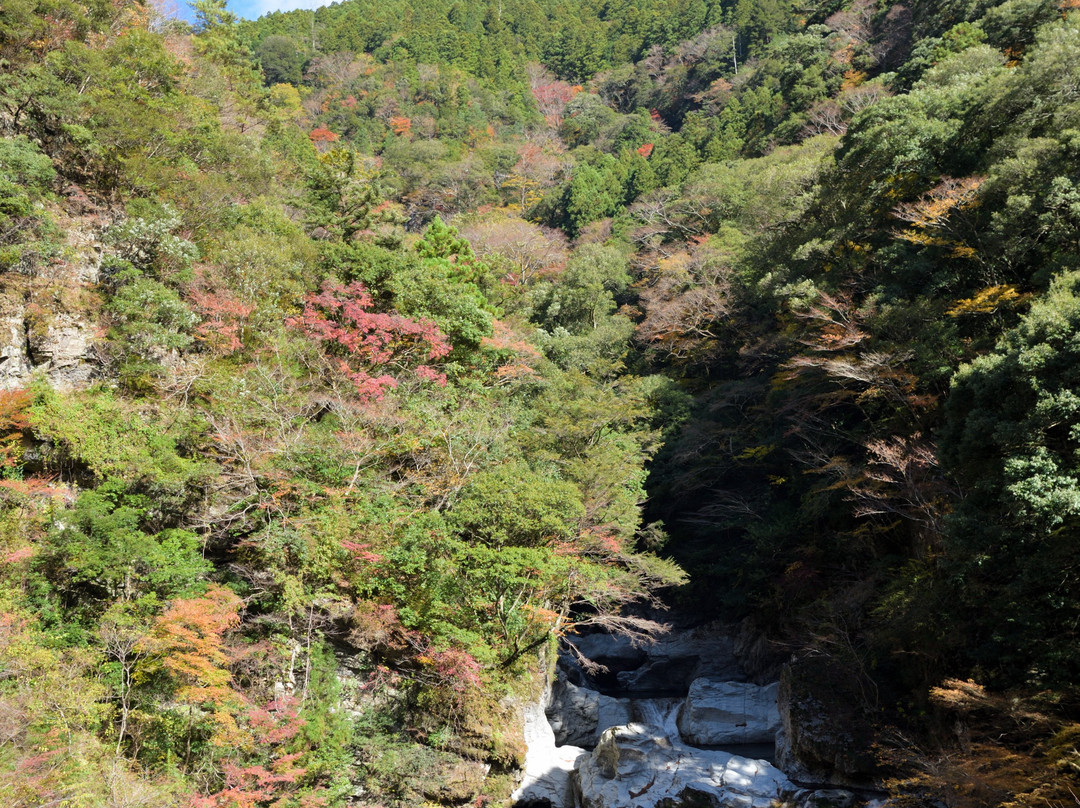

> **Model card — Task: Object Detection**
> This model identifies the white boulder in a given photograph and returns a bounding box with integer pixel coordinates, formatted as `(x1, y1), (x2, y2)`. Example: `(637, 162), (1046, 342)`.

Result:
(677, 679), (781, 746)
(575, 722), (794, 808)
(512, 692), (586, 807)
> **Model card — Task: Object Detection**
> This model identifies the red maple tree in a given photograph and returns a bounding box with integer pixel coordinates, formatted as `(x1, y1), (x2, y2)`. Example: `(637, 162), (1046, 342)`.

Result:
(308, 127), (339, 143)
(190, 696), (329, 808)
(189, 285), (255, 355)
(287, 280), (450, 401)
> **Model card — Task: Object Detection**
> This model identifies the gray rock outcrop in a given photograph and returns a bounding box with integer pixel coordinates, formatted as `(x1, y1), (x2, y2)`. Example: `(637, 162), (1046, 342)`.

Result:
(0, 308), (97, 391)
(677, 679), (781, 746)
(575, 722), (794, 808)
(776, 657), (880, 786)
(0, 314), (33, 388)
(566, 633), (649, 674)
(28, 312), (96, 388)
(512, 688), (586, 807)
(0, 219), (101, 392)
(566, 622), (746, 694)
(547, 678), (633, 747)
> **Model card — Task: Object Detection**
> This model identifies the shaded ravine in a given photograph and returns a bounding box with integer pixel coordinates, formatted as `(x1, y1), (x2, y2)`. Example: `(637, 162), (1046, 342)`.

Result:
(512, 623), (885, 808)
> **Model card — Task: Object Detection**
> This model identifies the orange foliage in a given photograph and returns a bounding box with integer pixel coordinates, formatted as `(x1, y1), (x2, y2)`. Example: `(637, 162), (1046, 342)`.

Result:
(482, 319), (542, 383)
(841, 69), (866, 89)
(142, 585), (244, 745)
(0, 389), (30, 469)
(308, 127), (339, 143)
(0, 474), (68, 500)
(389, 116), (412, 136)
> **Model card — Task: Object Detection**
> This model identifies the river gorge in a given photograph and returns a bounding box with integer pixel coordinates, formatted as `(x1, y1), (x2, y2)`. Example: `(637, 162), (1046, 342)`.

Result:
(512, 620), (885, 808)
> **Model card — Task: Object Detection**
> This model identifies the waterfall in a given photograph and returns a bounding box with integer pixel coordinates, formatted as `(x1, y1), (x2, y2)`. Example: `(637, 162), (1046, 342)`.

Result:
(631, 697), (682, 736)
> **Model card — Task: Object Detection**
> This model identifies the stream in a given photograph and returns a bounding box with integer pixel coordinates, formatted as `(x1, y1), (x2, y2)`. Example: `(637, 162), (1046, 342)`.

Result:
(512, 622), (885, 808)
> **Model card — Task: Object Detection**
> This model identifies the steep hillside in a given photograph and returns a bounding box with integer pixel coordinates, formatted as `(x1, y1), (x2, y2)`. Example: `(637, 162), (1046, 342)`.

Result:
(2, 0), (1080, 805)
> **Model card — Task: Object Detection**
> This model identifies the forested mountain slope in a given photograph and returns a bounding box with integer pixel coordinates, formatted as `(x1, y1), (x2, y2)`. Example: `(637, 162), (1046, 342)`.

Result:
(1, 0), (1079, 804)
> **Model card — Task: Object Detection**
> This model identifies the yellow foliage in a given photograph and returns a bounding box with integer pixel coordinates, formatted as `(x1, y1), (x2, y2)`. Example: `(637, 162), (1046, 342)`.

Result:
(735, 444), (775, 461)
(893, 176), (984, 255)
(841, 69), (866, 89)
(896, 231), (951, 247)
(947, 285), (1028, 317)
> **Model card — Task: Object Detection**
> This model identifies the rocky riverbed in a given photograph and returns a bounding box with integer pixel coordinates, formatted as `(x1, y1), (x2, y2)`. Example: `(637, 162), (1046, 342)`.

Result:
(512, 622), (884, 808)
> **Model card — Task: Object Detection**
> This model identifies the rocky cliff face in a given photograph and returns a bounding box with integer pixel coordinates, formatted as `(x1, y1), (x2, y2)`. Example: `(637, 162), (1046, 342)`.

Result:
(0, 212), (102, 392)
(776, 656), (882, 787)
(677, 679), (781, 746)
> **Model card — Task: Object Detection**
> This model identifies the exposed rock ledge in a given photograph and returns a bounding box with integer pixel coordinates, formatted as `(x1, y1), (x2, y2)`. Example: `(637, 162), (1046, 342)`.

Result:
(548, 679), (633, 747)
(677, 679), (781, 746)
(576, 722), (793, 808)
(512, 686), (586, 807)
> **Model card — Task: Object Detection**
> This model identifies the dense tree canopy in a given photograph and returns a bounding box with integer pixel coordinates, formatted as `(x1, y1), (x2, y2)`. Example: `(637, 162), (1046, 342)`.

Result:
(2, 0), (1080, 804)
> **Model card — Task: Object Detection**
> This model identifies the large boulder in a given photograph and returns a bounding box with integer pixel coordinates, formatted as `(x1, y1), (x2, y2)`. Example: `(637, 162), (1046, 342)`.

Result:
(512, 689), (586, 807)
(566, 623), (747, 695)
(575, 723), (795, 808)
(776, 657), (881, 786)
(677, 680), (781, 746)
(547, 678), (633, 747)
(617, 625), (746, 693)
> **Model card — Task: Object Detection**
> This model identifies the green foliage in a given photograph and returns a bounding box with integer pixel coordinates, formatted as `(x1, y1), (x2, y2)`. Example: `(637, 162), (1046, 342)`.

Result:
(529, 243), (635, 374)
(532, 244), (630, 333)
(565, 162), (622, 235)
(0, 134), (57, 270)
(393, 254), (494, 356)
(981, 0), (1058, 49)
(256, 34), (306, 85)
(36, 481), (209, 607)
(415, 215), (475, 262)
(305, 147), (400, 245)
(193, 0), (255, 68)
(0, 135), (55, 205)
(28, 387), (212, 503)
(449, 461), (585, 547)
(560, 93), (620, 148)
(940, 270), (1080, 688)
(294, 643), (356, 798)
(106, 276), (197, 388)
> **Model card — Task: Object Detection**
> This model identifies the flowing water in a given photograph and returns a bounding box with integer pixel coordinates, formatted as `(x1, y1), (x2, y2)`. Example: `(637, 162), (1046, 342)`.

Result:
(512, 625), (794, 808)
(513, 625), (886, 808)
